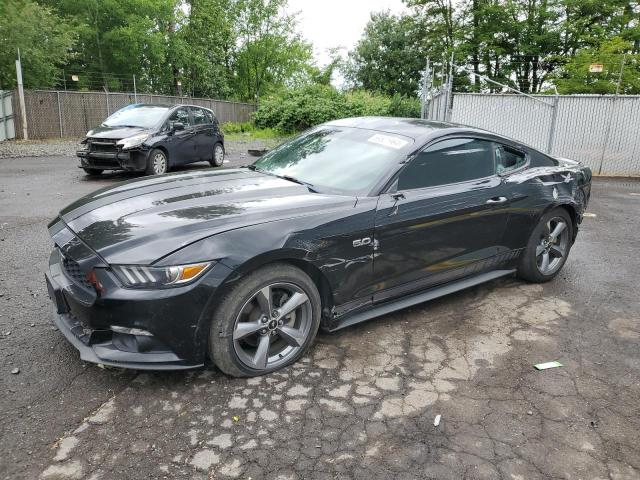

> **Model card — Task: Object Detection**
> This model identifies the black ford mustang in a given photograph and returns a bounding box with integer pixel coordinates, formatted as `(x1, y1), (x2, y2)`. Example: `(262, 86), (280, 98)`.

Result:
(46, 117), (591, 376)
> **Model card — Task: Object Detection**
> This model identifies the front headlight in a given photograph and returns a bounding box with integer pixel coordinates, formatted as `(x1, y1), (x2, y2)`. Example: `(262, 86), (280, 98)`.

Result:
(112, 262), (212, 288)
(117, 133), (150, 150)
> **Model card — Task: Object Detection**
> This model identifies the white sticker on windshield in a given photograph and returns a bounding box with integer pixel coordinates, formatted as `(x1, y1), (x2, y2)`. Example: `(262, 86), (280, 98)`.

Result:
(367, 133), (408, 150)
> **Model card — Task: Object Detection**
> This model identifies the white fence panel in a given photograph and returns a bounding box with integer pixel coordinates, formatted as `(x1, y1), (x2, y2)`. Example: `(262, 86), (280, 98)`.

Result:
(450, 93), (640, 176)
(451, 94), (553, 152)
(0, 91), (15, 141)
(599, 97), (640, 176)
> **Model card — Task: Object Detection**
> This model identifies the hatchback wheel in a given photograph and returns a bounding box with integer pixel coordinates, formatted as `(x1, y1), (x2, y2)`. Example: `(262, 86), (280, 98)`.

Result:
(209, 263), (321, 377)
(517, 208), (573, 282)
(210, 142), (225, 167)
(146, 148), (168, 175)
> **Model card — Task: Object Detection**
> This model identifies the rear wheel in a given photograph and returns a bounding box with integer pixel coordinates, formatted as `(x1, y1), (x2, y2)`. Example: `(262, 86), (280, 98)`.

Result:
(83, 168), (103, 176)
(145, 148), (168, 175)
(517, 208), (573, 283)
(209, 263), (321, 377)
(210, 142), (225, 167)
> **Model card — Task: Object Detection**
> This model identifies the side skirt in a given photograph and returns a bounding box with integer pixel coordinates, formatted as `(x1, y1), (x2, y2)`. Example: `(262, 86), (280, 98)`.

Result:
(327, 269), (516, 332)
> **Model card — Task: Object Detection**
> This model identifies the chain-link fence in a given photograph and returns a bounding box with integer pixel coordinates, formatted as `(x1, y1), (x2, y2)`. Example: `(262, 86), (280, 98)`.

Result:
(449, 93), (640, 176)
(11, 90), (257, 140)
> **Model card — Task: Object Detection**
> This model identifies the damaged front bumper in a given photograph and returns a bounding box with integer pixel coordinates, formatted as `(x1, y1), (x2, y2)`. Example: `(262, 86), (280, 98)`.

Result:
(44, 248), (228, 370)
(76, 147), (149, 172)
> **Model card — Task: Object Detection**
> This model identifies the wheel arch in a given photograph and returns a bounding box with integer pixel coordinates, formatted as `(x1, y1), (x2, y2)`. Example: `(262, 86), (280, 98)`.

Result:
(214, 251), (335, 323)
(544, 202), (578, 242)
(151, 145), (170, 163)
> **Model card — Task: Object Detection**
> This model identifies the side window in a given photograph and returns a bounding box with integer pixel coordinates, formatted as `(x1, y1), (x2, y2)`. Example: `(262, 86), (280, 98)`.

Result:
(495, 144), (527, 174)
(167, 108), (191, 129)
(397, 138), (496, 190)
(191, 108), (209, 125)
(529, 150), (557, 167)
(204, 110), (215, 124)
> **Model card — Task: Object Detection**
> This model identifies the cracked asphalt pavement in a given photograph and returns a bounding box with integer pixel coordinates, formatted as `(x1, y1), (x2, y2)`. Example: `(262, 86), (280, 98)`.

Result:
(1, 152), (639, 480)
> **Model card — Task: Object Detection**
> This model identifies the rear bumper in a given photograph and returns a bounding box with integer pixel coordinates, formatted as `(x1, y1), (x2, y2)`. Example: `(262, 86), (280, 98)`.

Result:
(76, 148), (148, 171)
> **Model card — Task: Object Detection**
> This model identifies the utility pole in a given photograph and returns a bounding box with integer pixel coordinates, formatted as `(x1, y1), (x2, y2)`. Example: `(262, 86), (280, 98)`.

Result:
(15, 48), (28, 140)
(133, 75), (137, 103)
(420, 58), (430, 120)
(615, 53), (626, 96)
(444, 51), (454, 121)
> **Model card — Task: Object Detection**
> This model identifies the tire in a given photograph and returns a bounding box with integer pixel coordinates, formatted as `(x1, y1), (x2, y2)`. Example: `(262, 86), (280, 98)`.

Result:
(145, 148), (169, 175)
(209, 142), (225, 167)
(517, 208), (573, 283)
(209, 263), (321, 377)
(83, 168), (103, 176)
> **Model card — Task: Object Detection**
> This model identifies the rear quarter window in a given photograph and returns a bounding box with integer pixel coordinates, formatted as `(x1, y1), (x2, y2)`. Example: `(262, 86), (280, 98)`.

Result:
(529, 150), (558, 167)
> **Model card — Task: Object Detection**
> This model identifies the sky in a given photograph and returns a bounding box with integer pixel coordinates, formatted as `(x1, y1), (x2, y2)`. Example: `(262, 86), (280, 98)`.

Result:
(286, 0), (408, 67)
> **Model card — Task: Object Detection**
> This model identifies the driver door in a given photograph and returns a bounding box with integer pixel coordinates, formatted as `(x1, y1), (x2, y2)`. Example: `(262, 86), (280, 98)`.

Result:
(164, 107), (197, 165)
(372, 137), (513, 302)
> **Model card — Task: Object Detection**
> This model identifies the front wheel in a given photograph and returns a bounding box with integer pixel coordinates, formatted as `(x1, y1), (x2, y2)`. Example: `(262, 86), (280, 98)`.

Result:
(145, 148), (169, 175)
(517, 208), (573, 283)
(209, 142), (225, 167)
(209, 263), (321, 377)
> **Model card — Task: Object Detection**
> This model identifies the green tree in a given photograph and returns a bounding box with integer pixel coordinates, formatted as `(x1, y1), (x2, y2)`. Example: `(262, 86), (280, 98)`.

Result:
(41, 0), (179, 92)
(234, 0), (314, 102)
(0, 0), (75, 89)
(345, 12), (426, 97)
(555, 37), (640, 93)
(179, 0), (238, 98)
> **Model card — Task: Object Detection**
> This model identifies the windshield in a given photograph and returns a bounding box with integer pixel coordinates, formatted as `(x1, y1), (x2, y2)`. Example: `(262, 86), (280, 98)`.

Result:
(102, 104), (170, 128)
(251, 126), (414, 195)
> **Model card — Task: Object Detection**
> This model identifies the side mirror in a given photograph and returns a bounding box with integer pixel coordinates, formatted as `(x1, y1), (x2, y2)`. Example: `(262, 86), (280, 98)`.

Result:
(172, 122), (185, 132)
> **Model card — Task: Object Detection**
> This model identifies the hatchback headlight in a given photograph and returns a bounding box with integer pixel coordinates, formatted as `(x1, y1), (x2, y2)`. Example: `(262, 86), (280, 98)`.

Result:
(117, 133), (150, 150)
(112, 262), (212, 288)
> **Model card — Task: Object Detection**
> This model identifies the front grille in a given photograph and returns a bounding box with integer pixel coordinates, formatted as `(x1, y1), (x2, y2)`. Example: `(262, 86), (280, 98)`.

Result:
(88, 138), (118, 154)
(62, 255), (94, 290)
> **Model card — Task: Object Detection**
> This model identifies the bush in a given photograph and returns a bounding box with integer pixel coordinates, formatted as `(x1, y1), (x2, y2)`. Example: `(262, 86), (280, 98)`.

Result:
(221, 122), (281, 140)
(253, 85), (420, 133)
(221, 121), (254, 134)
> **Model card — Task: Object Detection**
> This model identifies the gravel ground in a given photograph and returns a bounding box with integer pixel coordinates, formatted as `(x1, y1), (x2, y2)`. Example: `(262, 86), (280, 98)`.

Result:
(0, 137), (283, 160)
(1, 155), (639, 480)
(0, 139), (82, 159)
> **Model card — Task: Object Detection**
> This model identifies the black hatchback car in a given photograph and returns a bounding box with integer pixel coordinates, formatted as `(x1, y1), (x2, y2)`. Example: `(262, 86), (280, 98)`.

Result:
(76, 103), (225, 176)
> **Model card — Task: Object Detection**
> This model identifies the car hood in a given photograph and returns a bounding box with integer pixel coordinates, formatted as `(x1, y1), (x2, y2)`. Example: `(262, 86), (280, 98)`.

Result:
(56, 168), (356, 265)
(86, 125), (151, 139)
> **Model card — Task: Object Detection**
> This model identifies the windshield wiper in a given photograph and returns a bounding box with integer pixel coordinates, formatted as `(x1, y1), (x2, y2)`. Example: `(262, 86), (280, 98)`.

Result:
(278, 174), (318, 193)
(245, 166), (318, 192)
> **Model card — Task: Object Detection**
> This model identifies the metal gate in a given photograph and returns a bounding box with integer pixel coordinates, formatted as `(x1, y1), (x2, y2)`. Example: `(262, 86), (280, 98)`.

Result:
(0, 90), (15, 141)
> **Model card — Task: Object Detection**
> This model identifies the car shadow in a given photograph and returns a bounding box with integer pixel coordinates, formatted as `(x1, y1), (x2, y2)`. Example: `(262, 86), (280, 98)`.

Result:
(78, 162), (216, 183)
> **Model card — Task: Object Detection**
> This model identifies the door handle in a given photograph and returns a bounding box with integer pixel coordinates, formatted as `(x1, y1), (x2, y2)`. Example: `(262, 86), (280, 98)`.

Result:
(486, 196), (508, 204)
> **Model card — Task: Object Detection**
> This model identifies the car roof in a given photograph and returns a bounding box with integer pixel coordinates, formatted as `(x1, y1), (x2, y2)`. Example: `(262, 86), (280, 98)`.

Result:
(325, 116), (495, 145)
(131, 103), (213, 112)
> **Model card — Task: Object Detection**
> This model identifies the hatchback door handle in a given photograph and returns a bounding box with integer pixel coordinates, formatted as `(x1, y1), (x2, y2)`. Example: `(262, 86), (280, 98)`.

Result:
(486, 196), (508, 204)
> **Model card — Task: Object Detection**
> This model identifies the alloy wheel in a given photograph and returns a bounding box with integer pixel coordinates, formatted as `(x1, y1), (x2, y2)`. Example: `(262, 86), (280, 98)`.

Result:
(232, 282), (312, 371)
(152, 152), (167, 175)
(536, 216), (569, 275)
